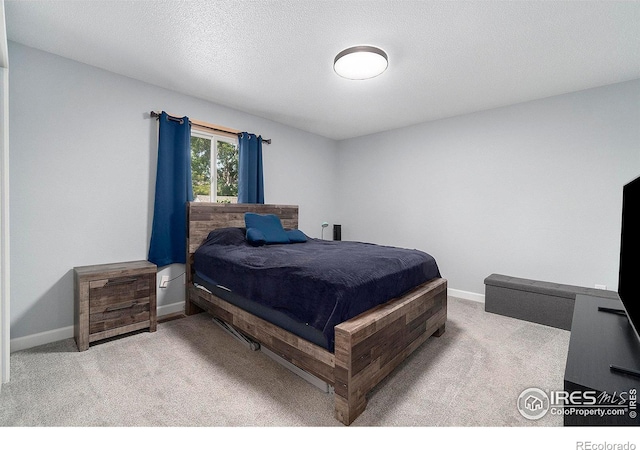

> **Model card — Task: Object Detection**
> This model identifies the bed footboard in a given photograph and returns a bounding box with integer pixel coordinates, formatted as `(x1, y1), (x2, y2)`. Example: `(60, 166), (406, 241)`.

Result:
(187, 278), (447, 425)
(333, 277), (447, 425)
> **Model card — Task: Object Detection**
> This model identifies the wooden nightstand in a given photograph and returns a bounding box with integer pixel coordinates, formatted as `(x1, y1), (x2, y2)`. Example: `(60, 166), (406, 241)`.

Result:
(74, 260), (157, 351)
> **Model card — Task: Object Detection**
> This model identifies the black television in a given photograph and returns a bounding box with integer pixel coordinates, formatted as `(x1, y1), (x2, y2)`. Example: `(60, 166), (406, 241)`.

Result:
(618, 175), (640, 362)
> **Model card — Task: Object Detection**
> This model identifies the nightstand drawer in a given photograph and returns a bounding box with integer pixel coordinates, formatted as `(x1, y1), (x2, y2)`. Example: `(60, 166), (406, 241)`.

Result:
(89, 299), (151, 334)
(89, 275), (152, 312)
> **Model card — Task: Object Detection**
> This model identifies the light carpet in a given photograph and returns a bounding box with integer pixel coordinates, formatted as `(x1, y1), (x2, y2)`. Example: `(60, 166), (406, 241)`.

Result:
(0, 297), (570, 427)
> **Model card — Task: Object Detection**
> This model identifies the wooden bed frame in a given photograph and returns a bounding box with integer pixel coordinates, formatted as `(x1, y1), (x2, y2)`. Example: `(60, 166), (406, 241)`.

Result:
(185, 202), (447, 425)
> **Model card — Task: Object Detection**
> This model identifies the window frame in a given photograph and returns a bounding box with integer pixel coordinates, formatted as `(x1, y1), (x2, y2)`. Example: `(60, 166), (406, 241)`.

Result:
(190, 129), (239, 203)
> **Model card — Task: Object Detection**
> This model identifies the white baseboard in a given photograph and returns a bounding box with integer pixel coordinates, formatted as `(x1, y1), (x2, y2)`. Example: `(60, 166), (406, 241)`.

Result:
(10, 325), (74, 353)
(157, 301), (185, 317)
(10, 301), (186, 353)
(448, 288), (485, 303)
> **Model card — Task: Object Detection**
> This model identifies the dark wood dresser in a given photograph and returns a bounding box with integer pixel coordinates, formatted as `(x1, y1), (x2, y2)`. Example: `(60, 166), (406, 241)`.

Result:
(74, 260), (157, 351)
(564, 294), (640, 426)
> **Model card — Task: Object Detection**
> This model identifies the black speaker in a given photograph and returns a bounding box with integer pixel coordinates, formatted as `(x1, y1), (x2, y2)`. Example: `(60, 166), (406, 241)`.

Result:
(333, 224), (342, 241)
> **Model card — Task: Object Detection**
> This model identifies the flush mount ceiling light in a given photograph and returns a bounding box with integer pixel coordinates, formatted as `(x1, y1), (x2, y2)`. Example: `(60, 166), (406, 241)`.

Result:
(333, 45), (388, 80)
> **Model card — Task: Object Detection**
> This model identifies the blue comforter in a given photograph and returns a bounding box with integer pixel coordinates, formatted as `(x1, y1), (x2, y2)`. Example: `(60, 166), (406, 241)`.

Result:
(193, 228), (441, 350)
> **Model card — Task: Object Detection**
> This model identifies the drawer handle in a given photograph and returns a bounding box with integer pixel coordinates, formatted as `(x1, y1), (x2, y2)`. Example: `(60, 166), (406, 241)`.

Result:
(105, 277), (138, 286)
(105, 301), (138, 312)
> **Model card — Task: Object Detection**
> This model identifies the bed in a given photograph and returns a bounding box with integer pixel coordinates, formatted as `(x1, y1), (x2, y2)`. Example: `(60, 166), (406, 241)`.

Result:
(185, 202), (447, 425)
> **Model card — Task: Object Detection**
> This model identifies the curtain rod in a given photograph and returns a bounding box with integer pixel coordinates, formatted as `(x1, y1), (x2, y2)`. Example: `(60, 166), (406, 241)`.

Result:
(150, 111), (271, 145)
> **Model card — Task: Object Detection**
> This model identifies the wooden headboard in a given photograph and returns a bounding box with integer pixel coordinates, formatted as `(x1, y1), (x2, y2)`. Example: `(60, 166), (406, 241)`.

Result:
(186, 202), (299, 283)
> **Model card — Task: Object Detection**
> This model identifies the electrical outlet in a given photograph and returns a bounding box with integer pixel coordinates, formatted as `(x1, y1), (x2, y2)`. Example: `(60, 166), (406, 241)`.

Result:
(595, 284), (607, 290)
(160, 276), (169, 288)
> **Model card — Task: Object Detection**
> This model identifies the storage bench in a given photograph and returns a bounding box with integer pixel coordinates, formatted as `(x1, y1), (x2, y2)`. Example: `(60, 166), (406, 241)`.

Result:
(484, 274), (619, 330)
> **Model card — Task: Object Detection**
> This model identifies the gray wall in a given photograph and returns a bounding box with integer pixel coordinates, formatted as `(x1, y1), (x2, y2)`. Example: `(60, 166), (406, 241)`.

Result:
(336, 79), (640, 295)
(8, 42), (338, 340)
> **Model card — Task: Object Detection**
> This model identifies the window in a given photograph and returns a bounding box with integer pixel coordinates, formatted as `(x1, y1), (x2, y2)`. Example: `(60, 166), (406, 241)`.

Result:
(191, 131), (239, 203)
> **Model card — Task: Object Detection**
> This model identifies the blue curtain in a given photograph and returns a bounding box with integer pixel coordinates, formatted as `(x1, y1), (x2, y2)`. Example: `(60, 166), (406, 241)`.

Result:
(148, 112), (193, 267)
(238, 132), (264, 204)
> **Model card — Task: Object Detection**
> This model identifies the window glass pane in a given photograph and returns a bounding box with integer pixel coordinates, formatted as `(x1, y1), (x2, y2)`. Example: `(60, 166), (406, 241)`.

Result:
(191, 136), (211, 202)
(216, 140), (238, 203)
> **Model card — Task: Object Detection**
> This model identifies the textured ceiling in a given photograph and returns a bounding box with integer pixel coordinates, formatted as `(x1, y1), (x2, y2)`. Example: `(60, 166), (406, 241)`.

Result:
(5, 0), (640, 140)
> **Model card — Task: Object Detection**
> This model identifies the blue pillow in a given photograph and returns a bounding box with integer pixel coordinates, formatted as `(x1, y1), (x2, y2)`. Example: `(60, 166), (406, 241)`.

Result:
(246, 228), (266, 247)
(286, 229), (307, 243)
(244, 213), (290, 244)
